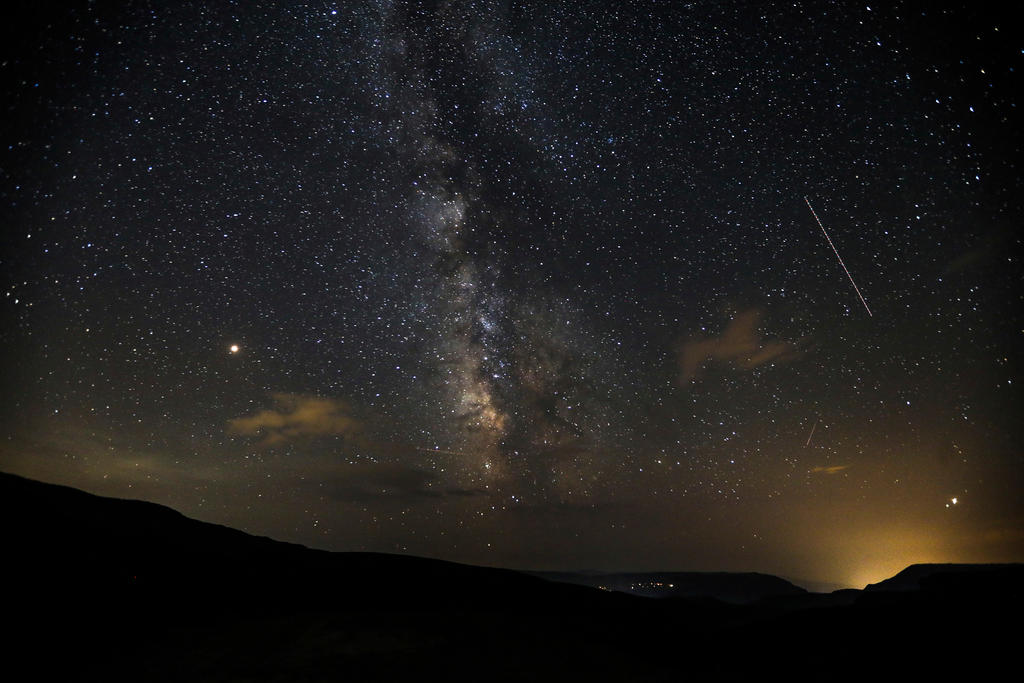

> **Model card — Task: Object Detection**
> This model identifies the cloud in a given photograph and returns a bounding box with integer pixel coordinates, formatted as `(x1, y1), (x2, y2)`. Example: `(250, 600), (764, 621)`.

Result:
(679, 309), (796, 381)
(227, 393), (361, 445)
(810, 465), (850, 475)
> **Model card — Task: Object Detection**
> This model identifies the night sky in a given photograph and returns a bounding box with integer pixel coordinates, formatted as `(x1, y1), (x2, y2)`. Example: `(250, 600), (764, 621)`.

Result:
(2, 0), (1021, 589)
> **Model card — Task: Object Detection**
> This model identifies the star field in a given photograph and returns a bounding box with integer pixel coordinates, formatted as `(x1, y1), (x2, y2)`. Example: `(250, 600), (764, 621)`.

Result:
(1, 0), (1021, 588)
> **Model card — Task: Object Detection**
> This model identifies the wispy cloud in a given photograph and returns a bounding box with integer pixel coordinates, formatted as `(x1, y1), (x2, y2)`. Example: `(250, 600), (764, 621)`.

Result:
(680, 309), (796, 381)
(227, 393), (361, 445)
(810, 465), (850, 475)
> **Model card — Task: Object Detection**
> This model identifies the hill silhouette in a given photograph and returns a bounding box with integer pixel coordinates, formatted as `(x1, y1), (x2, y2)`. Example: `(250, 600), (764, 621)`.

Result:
(865, 562), (1023, 594)
(2, 471), (1019, 681)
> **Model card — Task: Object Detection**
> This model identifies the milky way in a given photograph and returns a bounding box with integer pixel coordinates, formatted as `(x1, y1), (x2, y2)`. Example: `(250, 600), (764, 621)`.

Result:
(1, 1), (1021, 588)
(349, 2), (624, 499)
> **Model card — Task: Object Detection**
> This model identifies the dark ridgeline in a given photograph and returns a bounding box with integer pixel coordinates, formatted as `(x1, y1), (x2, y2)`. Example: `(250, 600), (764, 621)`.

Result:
(865, 562), (1022, 594)
(2, 471), (1019, 681)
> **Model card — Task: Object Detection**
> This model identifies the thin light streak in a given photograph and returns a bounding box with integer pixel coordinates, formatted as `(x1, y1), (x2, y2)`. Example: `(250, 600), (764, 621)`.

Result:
(805, 419), (818, 447)
(804, 197), (873, 317)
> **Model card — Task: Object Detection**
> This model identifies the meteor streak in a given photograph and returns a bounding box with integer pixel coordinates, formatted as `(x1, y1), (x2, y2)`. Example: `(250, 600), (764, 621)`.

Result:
(805, 419), (818, 447)
(804, 197), (873, 317)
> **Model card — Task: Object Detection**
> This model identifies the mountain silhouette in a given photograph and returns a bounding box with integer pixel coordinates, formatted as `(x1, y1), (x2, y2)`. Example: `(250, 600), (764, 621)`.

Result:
(2, 471), (1019, 681)
(865, 562), (1023, 594)
(1, 470), (628, 613)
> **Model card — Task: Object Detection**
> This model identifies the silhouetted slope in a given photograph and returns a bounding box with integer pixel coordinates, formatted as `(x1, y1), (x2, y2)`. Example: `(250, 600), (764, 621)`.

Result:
(864, 562), (1024, 594)
(0, 471), (635, 614)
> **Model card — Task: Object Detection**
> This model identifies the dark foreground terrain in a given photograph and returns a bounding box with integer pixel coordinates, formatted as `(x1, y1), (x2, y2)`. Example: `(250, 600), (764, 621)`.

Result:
(2, 471), (1019, 681)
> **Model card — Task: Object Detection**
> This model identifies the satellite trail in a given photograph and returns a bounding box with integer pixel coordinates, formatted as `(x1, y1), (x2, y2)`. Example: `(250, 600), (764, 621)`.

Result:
(804, 197), (873, 317)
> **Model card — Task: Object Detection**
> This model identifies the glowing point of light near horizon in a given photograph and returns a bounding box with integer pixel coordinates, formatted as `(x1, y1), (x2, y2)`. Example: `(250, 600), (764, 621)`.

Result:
(229, 344), (239, 354)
